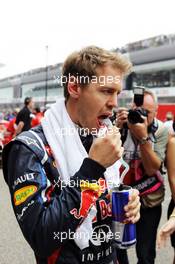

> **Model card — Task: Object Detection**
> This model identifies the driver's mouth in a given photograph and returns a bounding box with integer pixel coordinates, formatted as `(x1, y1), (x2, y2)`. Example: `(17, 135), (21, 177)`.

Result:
(97, 114), (112, 128)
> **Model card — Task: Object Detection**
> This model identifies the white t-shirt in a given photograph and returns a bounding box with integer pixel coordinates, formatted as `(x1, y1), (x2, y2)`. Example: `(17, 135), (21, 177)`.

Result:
(164, 120), (174, 135)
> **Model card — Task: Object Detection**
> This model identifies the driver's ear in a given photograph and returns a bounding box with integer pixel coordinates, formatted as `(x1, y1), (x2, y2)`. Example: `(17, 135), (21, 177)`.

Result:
(67, 76), (81, 99)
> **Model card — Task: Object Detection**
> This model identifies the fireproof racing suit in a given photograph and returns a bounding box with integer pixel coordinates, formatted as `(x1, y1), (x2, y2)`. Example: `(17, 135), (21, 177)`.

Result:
(3, 125), (118, 264)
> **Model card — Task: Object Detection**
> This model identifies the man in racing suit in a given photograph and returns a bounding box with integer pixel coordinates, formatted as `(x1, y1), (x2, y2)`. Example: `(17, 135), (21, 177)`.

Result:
(3, 46), (140, 264)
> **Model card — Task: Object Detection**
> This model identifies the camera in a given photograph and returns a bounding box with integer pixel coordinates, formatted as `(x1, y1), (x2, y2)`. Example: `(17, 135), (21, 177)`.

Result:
(109, 110), (117, 124)
(128, 87), (148, 124)
(128, 108), (148, 124)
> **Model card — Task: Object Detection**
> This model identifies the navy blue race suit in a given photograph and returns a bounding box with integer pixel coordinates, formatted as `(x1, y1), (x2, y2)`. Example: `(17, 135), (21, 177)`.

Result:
(3, 125), (118, 264)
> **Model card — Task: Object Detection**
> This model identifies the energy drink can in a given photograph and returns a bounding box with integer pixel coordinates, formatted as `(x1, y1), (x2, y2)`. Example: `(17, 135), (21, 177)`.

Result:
(111, 184), (136, 249)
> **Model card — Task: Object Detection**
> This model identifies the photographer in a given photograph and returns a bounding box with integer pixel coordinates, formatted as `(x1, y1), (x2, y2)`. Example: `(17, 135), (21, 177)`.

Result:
(116, 88), (169, 264)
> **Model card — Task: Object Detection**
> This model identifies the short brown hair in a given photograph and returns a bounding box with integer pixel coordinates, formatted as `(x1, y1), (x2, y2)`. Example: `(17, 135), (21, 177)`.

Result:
(62, 46), (132, 99)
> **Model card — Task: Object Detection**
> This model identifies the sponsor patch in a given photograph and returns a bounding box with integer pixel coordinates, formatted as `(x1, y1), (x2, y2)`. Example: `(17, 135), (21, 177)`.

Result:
(12, 173), (36, 189)
(14, 185), (37, 206)
(70, 180), (101, 219)
(16, 200), (35, 220)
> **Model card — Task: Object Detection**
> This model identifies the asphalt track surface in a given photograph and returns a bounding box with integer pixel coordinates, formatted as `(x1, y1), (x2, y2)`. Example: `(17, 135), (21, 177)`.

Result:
(0, 170), (173, 264)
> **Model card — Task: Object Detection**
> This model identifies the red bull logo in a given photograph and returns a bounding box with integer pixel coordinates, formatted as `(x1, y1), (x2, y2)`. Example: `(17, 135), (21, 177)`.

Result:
(70, 178), (106, 219)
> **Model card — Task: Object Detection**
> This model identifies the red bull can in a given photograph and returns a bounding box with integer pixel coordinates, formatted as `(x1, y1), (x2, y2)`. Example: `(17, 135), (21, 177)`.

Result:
(111, 184), (136, 249)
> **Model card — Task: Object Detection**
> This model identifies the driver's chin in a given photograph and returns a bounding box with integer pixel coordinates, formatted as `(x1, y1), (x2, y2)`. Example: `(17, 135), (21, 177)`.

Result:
(86, 122), (98, 133)
(81, 118), (99, 132)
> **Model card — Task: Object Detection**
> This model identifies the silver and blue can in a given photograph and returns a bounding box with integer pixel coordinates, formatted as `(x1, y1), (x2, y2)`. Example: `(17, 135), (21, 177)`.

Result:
(111, 184), (136, 249)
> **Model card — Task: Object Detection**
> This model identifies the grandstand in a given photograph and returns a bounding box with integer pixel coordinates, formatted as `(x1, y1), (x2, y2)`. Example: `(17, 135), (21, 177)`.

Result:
(0, 63), (63, 110)
(0, 33), (175, 120)
(117, 33), (175, 120)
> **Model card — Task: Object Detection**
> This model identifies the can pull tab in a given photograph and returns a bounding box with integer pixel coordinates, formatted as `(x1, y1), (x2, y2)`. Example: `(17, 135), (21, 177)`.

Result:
(97, 118), (129, 185)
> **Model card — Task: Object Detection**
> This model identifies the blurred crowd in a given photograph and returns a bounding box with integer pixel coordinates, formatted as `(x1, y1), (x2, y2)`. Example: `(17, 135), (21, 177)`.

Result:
(0, 97), (44, 147)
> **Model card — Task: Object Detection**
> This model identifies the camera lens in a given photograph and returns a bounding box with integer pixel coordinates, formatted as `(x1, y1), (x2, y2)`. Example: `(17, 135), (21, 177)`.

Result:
(128, 109), (144, 124)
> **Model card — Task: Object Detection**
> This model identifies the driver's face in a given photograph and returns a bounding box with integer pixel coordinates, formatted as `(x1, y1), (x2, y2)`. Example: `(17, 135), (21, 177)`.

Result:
(76, 65), (123, 132)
